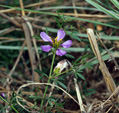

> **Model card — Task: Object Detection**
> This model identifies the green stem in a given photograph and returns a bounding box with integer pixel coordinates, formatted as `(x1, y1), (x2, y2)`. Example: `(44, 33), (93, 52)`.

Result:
(49, 68), (73, 79)
(40, 52), (56, 109)
(0, 96), (19, 113)
(49, 53), (56, 77)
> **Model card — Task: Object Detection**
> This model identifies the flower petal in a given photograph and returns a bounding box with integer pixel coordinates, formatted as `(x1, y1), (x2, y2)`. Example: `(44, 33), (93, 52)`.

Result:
(57, 29), (65, 41)
(41, 45), (52, 52)
(61, 40), (72, 48)
(40, 32), (52, 43)
(1, 93), (5, 98)
(56, 49), (66, 56)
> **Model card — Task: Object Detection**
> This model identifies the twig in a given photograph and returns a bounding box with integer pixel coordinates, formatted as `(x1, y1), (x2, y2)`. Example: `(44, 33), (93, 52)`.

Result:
(72, 0), (78, 17)
(25, 0), (56, 8)
(74, 78), (86, 113)
(0, 0), (56, 13)
(45, 80), (56, 107)
(22, 17), (39, 82)
(4, 41), (26, 87)
(19, 0), (25, 16)
(101, 86), (119, 106)
(19, 0), (39, 82)
(21, 56), (31, 79)
(0, 13), (22, 27)
(0, 8), (15, 13)
(36, 12), (110, 18)
(0, 37), (42, 44)
(106, 105), (113, 113)
(97, 33), (119, 70)
(72, 0), (81, 30)
(5, 16), (112, 23)
(16, 82), (79, 112)
(4, 41), (26, 113)
(0, 27), (16, 36)
(87, 28), (117, 99)
(8, 41), (26, 80)
(23, 16), (42, 71)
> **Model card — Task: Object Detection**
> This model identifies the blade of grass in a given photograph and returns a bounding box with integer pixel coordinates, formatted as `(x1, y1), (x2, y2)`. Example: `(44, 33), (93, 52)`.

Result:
(0, 4), (118, 29)
(110, 0), (119, 10)
(38, 27), (119, 40)
(86, 0), (119, 20)
(79, 51), (119, 71)
(0, 46), (89, 52)
(37, 6), (100, 11)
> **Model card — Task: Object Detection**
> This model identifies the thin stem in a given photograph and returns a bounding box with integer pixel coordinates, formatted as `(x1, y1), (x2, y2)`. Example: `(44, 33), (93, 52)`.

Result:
(0, 96), (19, 113)
(40, 52), (56, 109)
(49, 68), (73, 79)
(49, 53), (56, 77)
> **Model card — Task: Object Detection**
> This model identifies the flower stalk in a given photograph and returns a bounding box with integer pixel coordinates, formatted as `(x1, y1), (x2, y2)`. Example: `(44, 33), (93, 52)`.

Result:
(0, 96), (19, 113)
(40, 52), (56, 108)
(40, 29), (72, 110)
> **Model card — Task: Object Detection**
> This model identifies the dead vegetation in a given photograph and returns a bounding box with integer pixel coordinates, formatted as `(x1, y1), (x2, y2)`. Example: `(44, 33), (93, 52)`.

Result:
(0, 0), (119, 113)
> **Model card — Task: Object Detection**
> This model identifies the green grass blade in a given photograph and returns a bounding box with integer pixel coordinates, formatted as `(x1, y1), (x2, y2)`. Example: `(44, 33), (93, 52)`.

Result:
(0, 4), (118, 29)
(40, 27), (119, 40)
(68, 16), (118, 29)
(0, 46), (90, 52)
(110, 0), (119, 10)
(86, 0), (119, 20)
(37, 6), (100, 11)
(79, 51), (119, 70)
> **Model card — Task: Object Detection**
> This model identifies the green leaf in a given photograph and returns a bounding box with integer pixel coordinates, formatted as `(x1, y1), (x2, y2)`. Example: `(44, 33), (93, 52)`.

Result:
(33, 35), (40, 40)
(34, 69), (48, 79)
(71, 34), (81, 41)
(54, 17), (63, 28)
(70, 31), (81, 41)
(76, 73), (85, 80)
(65, 54), (75, 59)
(57, 77), (65, 81)
(34, 69), (43, 74)
(84, 88), (96, 96)
(57, 81), (67, 89)
(81, 53), (88, 64)
(77, 70), (83, 73)
(73, 58), (82, 66)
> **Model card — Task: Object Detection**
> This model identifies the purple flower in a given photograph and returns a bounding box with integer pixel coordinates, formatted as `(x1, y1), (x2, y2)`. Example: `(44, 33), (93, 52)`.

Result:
(1, 93), (5, 98)
(40, 29), (72, 56)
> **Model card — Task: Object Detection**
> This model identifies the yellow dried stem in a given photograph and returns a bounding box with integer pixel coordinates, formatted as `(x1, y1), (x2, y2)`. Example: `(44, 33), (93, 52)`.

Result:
(87, 28), (117, 99)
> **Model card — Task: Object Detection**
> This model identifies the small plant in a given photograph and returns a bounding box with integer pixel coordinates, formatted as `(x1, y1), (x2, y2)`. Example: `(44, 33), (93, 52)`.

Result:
(40, 29), (72, 110)
(1, 0), (118, 112)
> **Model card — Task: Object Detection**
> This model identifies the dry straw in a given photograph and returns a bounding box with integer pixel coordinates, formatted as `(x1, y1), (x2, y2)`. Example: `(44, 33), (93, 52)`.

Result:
(16, 82), (79, 112)
(87, 28), (118, 101)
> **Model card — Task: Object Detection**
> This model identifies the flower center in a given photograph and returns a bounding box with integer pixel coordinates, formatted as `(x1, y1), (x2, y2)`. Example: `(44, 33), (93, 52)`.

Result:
(53, 37), (62, 49)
